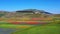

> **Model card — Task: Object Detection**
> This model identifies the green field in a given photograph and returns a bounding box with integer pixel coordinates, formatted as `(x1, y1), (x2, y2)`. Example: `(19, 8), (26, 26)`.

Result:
(11, 24), (60, 34)
(0, 21), (60, 34)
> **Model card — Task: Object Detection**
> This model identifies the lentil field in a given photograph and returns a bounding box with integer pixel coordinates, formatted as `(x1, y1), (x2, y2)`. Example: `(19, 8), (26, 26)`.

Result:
(0, 23), (60, 34)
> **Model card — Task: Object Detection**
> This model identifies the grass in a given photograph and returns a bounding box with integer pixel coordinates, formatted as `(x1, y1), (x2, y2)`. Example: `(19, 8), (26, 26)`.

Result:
(0, 21), (60, 34)
(0, 24), (34, 28)
(12, 24), (60, 34)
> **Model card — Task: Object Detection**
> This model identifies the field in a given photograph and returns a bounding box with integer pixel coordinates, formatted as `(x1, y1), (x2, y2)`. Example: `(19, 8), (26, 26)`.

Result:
(0, 23), (60, 34)
(12, 24), (60, 34)
(0, 15), (60, 34)
(0, 8), (60, 34)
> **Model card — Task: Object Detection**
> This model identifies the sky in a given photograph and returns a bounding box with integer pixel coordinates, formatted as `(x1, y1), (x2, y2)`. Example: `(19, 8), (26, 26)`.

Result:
(0, 0), (60, 14)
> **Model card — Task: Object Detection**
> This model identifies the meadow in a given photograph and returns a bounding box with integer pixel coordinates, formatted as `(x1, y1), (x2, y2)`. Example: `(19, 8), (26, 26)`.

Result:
(0, 16), (60, 34)
(0, 23), (60, 34)
(12, 24), (60, 34)
(0, 21), (60, 34)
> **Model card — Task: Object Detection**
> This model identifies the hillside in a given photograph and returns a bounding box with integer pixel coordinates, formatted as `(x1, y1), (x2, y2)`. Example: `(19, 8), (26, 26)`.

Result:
(53, 14), (60, 17)
(0, 9), (52, 18)
(0, 11), (8, 17)
(0, 9), (60, 21)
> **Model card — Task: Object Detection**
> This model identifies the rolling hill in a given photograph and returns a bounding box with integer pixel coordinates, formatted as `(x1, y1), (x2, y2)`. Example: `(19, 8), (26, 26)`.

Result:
(0, 9), (53, 18)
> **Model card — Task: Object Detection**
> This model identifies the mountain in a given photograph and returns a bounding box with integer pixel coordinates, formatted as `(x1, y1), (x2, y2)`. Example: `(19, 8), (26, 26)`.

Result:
(53, 14), (60, 17)
(0, 9), (57, 18)
(16, 9), (52, 14)
(0, 11), (9, 17)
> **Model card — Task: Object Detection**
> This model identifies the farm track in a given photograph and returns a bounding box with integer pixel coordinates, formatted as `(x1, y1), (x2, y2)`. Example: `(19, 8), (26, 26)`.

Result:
(0, 28), (18, 34)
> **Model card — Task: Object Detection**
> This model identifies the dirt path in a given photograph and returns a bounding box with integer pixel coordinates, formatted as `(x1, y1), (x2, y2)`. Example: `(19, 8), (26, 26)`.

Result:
(0, 28), (17, 34)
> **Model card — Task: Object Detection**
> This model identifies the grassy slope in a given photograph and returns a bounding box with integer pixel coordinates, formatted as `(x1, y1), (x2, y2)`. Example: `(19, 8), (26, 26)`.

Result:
(12, 24), (60, 34)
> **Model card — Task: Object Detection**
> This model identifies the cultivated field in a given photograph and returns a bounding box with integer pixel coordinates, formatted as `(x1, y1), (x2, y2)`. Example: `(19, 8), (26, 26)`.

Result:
(0, 23), (60, 34)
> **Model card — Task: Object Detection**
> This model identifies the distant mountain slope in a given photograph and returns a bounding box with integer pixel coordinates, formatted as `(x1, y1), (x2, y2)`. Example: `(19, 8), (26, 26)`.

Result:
(15, 9), (53, 18)
(16, 9), (52, 14)
(0, 11), (9, 17)
(53, 14), (60, 17)
(0, 9), (60, 18)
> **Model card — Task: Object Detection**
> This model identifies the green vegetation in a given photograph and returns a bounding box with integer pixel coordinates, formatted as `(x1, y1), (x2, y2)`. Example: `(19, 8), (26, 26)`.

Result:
(0, 20), (60, 34)
(0, 18), (60, 34)
(0, 24), (34, 28)
(0, 9), (60, 34)
(0, 14), (5, 17)
(12, 24), (60, 34)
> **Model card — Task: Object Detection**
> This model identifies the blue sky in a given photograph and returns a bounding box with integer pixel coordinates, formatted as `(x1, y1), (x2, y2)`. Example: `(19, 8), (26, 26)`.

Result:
(0, 0), (60, 14)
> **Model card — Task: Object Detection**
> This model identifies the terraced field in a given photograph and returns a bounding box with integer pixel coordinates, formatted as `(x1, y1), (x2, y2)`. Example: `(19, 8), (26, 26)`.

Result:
(0, 18), (60, 34)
